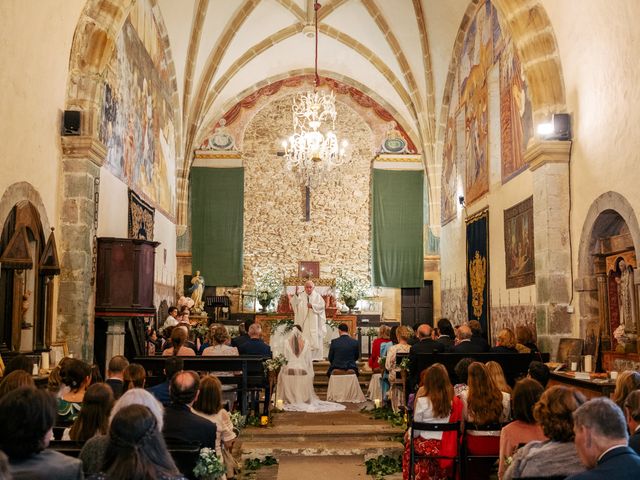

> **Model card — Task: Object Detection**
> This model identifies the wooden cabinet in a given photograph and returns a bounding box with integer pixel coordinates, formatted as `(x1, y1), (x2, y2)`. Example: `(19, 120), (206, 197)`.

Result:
(95, 238), (159, 313)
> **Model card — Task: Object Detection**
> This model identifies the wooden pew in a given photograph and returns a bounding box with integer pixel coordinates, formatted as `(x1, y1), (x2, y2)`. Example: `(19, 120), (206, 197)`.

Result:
(134, 355), (270, 416)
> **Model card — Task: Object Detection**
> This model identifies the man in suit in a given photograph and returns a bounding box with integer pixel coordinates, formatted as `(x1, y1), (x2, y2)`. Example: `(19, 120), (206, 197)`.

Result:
(162, 370), (216, 449)
(327, 323), (359, 376)
(238, 323), (272, 356)
(453, 325), (485, 353)
(147, 356), (184, 406)
(231, 318), (255, 349)
(408, 324), (443, 393)
(105, 354), (129, 399)
(468, 320), (490, 352)
(568, 397), (640, 479)
(0, 388), (84, 480)
(436, 318), (455, 352)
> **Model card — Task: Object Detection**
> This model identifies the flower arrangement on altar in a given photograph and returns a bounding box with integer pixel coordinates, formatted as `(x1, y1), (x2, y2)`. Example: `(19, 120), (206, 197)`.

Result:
(192, 447), (225, 479)
(334, 270), (369, 308)
(253, 267), (283, 311)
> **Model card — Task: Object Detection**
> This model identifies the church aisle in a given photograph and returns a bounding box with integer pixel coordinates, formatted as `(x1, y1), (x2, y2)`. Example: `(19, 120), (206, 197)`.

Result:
(239, 403), (404, 479)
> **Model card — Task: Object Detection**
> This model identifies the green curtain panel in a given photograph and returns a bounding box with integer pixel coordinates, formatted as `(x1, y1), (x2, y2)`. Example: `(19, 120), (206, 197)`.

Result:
(372, 169), (424, 287)
(191, 167), (244, 286)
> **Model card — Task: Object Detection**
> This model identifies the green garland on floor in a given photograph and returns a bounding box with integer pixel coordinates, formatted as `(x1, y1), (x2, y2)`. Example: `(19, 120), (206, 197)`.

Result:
(365, 406), (406, 427)
(243, 456), (278, 471)
(365, 455), (402, 479)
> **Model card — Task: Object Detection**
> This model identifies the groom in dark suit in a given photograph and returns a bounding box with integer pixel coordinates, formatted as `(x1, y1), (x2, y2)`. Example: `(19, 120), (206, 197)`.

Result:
(327, 323), (360, 376)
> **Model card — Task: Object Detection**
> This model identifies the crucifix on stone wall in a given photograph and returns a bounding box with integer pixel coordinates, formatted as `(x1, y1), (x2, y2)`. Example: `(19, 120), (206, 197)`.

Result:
(302, 185), (311, 221)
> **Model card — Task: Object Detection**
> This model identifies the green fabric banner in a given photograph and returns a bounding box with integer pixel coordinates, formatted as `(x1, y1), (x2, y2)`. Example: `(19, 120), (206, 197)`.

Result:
(372, 169), (424, 288)
(191, 167), (244, 286)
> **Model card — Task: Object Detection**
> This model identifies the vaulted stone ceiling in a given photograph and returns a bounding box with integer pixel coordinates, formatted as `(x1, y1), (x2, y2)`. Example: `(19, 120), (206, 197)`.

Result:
(157, 0), (470, 161)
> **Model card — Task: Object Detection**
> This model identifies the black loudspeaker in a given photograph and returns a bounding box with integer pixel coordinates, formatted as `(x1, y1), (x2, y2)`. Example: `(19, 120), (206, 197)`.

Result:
(62, 110), (81, 136)
(552, 113), (571, 140)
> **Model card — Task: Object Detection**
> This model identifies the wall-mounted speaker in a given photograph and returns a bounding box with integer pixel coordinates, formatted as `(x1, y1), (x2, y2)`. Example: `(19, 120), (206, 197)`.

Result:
(62, 110), (81, 136)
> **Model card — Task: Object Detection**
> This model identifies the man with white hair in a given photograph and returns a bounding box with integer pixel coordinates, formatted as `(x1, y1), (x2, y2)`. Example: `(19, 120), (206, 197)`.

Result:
(568, 397), (640, 479)
(289, 280), (327, 360)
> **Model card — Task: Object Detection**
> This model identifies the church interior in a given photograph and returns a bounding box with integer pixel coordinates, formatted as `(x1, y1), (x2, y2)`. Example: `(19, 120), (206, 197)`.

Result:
(3, 0), (640, 478)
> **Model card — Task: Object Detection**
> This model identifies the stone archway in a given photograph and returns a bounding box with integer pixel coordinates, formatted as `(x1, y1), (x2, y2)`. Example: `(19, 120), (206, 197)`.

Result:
(576, 192), (640, 353)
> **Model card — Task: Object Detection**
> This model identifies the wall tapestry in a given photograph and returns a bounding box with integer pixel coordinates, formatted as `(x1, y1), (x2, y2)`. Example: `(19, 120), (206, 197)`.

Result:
(99, 0), (176, 216)
(467, 210), (490, 339)
(504, 196), (534, 288)
(128, 190), (154, 241)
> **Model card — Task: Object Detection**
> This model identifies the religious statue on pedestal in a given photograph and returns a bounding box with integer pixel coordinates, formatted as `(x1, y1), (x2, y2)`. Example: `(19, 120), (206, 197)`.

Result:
(189, 270), (205, 314)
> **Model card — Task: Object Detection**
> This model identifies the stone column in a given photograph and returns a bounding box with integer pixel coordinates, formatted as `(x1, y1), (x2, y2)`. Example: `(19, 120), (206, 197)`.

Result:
(58, 135), (105, 362)
(596, 274), (611, 352)
(526, 140), (572, 358)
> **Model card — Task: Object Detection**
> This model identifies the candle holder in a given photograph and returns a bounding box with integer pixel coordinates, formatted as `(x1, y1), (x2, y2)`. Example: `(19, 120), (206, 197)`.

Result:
(260, 415), (269, 427)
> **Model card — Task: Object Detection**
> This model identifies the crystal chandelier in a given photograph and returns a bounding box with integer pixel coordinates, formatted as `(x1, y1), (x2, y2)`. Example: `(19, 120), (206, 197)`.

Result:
(282, 1), (348, 188)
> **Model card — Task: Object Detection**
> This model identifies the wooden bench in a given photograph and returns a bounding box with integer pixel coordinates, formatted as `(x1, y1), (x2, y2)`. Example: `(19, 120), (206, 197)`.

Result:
(134, 355), (271, 415)
(400, 352), (550, 397)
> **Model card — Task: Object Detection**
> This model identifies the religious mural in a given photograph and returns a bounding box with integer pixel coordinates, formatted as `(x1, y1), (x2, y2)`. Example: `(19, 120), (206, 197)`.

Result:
(440, 0), (534, 218)
(99, 0), (176, 216)
(504, 196), (534, 288)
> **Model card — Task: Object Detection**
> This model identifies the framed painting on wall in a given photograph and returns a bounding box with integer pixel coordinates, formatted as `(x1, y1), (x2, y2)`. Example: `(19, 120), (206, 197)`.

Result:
(49, 341), (69, 367)
(298, 261), (320, 279)
(504, 196), (535, 288)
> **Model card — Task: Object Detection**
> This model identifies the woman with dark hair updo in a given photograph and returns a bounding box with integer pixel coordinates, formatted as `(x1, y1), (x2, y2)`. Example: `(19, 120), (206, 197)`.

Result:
(498, 378), (546, 479)
(64, 382), (114, 442)
(503, 386), (587, 479)
(58, 358), (92, 422)
(89, 404), (186, 480)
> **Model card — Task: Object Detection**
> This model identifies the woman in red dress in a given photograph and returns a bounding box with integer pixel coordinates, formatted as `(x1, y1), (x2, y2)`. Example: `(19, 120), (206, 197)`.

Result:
(368, 325), (392, 372)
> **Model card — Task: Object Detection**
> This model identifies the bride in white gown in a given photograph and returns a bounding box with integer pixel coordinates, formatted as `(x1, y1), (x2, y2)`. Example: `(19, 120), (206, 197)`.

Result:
(276, 325), (345, 412)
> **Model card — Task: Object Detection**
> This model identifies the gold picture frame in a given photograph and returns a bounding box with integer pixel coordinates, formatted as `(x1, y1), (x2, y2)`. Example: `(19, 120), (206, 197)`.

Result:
(49, 341), (70, 366)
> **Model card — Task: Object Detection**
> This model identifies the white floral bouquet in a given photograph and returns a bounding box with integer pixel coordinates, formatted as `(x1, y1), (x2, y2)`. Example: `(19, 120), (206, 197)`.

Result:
(230, 411), (246, 430)
(263, 354), (288, 372)
(334, 270), (369, 303)
(254, 267), (283, 304)
(193, 447), (225, 479)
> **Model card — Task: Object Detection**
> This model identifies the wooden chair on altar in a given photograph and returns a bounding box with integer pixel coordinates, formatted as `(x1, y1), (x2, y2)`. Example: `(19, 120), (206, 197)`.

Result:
(326, 370), (365, 403)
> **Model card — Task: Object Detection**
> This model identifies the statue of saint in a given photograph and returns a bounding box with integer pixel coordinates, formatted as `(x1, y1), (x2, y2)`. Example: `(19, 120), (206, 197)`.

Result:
(189, 270), (205, 314)
(616, 258), (636, 328)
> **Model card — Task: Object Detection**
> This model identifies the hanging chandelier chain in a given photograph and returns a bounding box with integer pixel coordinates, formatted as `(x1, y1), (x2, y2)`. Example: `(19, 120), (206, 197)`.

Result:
(314, 1), (320, 87)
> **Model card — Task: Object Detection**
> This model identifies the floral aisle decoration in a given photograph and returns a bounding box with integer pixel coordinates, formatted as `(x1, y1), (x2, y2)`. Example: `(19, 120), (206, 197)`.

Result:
(193, 447), (225, 479)
(254, 267), (283, 312)
(334, 270), (369, 311)
(264, 354), (288, 396)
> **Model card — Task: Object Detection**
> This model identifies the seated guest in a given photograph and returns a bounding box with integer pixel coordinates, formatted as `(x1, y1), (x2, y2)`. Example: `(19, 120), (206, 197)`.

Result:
(90, 404), (186, 480)
(0, 387), (83, 479)
(162, 371), (216, 449)
(177, 308), (191, 327)
(327, 323), (359, 376)
(453, 357), (474, 397)
(105, 355), (129, 400)
(385, 326), (412, 412)
(515, 324), (538, 353)
(460, 362), (510, 460)
(408, 324), (443, 393)
(122, 364), (146, 392)
(491, 328), (518, 353)
(402, 364), (463, 480)
(436, 318), (455, 352)
(3, 354), (33, 376)
(503, 386), (587, 479)
(527, 360), (550, 388)
(468, 320), (490, 352)
(368, 325), (392, 373)
(64, 382), (114, 442)
(238, 323), (272, 356)
(612, 370), (640, 410)
(80, 388), (165, 476)
(192, 375), (237, 475)
(147, 357), (184, 406)
(486, 361), (512, 395)
(145, 328), (162, 356)
(162, 326), (196, 357)
(162, 306), (179, 332)
(498, 378), (547, 479)
(202, 325), (239, 357)
(0, 370), (35, 399)
(625, 390), (640, 454)
(231, 319), (254, 349)
(453, 325), (484, 353)
(568, 397), (640, 479)
(58, 358), (92, 422)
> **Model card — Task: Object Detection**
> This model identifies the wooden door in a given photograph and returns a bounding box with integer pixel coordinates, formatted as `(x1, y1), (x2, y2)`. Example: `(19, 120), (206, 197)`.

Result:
(401, 281), (433, 328)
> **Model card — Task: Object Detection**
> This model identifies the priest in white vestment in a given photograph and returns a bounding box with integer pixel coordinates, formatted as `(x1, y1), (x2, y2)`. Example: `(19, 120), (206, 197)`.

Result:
(289, 280), (327, 361)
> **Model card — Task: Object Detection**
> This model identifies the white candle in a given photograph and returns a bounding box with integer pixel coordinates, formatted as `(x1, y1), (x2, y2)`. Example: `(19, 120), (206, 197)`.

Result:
(584, 355), (593, 373)
(570, 362), (578, 371)
(41, 352), (49, 370)
(374, 399), (381, 408)
(32, 363), (39, 376)
(276, 399), (284, 409)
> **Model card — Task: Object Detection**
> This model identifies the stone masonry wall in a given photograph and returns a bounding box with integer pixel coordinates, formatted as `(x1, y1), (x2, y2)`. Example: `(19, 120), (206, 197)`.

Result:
(241, 93), (375, 288)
